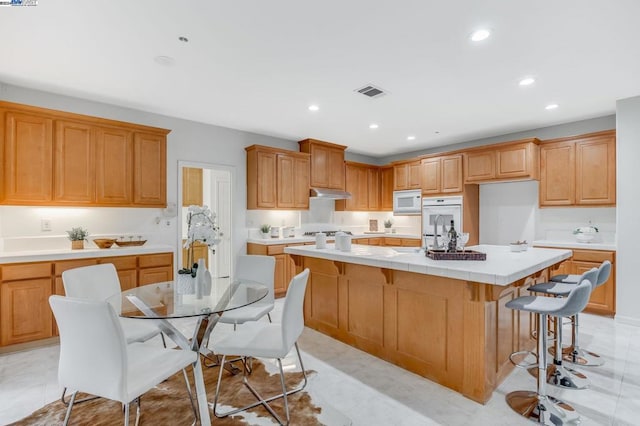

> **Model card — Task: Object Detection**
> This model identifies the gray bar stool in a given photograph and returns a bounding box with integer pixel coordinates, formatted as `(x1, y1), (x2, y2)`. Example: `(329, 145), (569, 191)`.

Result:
(548, 260), (611, 366)
(505, 279), (592, 425)
(526, 268), (598, 390)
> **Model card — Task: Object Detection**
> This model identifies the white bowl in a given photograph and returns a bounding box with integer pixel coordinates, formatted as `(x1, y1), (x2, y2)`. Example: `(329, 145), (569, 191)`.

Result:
(575, 233), (595, 243)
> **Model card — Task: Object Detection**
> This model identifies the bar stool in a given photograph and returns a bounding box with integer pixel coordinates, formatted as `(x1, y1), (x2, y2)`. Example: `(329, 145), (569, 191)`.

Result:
(505, 279), (592, 425)
(526, 268), (599, 390)
(549, 261), (611, 366)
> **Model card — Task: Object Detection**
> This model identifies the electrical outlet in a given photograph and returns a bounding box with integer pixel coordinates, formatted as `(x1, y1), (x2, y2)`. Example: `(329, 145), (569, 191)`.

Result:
(41, 219), (52, 231)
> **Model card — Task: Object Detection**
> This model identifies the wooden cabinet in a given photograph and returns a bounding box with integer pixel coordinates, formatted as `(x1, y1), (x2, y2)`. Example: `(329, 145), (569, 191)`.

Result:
(138, 253), (174, 286)
(540, 130), (616, 207)
(463, 139), (540, 184)
(298, 139), (346, 190)
(246, 243), (298, 297)
(182, 240), (209, 269)
(0, 101), (169, 207)
(335, 162), (380, 211)
(1, 111), (53, 203)
(0, 263), (53, 346)
(393, 160), (421, 190)
(543, 247), (616, 316)
(380, 166), (394, 210)
(421, 154), (463, 195)
(182, 167), (203, 206)
(246, 145), (310, 210)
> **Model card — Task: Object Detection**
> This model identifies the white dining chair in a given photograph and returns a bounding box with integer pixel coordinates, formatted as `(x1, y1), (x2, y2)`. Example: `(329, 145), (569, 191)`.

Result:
(60, 263), (165, 404)
(49, 295), (198, 426)
(218, 255), (276, 328)
(213, 268), (310, 425)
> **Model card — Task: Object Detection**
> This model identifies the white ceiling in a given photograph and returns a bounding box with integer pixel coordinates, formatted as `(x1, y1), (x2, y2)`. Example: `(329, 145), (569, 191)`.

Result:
(1, 1), (639, 157)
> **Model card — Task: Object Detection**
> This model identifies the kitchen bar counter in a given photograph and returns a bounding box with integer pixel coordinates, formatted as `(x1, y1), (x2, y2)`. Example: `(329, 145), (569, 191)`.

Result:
(286, 243), (570, 404)
(285, 244), (571, 285)
(533, 239), (616, 251)
(0, 244), (175, 264)
(247, 233), (420, 245)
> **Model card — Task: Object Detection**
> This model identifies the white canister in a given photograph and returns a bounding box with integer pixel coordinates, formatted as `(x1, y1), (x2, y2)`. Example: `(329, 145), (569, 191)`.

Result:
(334, 231), (345, 250)
(337, 234), (352, 252)
(315, 232), (327, 249)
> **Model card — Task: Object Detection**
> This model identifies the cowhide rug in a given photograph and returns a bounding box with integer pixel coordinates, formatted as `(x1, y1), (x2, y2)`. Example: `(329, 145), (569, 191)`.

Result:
(11, 359), (322, 425)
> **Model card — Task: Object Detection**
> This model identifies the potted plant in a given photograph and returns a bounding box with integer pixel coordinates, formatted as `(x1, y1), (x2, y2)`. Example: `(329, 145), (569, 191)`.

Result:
(384, 219), (393, 233)
(260, 224), (271, 239)
(66, 227), (89, 250)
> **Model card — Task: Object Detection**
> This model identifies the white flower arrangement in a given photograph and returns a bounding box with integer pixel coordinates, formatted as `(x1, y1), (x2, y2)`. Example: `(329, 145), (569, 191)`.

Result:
(181, 205), (221, 274)
(573, 225), (598, 235)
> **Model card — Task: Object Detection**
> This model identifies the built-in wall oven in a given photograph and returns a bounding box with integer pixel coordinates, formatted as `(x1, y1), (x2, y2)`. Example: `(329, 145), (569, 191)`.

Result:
(422, 195), (463, 249)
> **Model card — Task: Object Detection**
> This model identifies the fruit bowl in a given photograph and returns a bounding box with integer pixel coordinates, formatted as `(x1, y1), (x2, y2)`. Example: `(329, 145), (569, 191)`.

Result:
(115, 240), (147, 247)
(575, 233), (596, 243)
(93, 238), (116, 249)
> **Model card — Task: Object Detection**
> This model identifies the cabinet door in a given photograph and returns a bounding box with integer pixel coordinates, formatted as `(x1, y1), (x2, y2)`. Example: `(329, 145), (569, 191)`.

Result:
(380, 167), (394, 210)
(309, 144), (329, 188)
(575, 135), (616, 205)
(356, 167), (369, 210)
(441, 155), (463, 193)
(342, 163), (360, 210)
(276, 154), (296, 208)
(496, 143), (529, 179)
(393, 163), (409, 190)
(2, 111), (53, 203)
(256, 151), (277, 208)
(540, 142), (575, 206)
(273, 254), (287, 297)
(421, 158), (441, 195)
(464, 151), (495, 182)
(1, 278), (53, 345)
(574, 261), (615, 316)
(117, 270), (138, 291)
(328, 148), (345, 190)
(53, 120), (95, 203)
(138, 266), (173, 286)
(133, 132), (166, 206)
(367, 167), (380, 210)
(293, 156), (310, 209)
(96, 127), (133, 205)
(182, 167), (203, 207)
(408, 161), (422, 189)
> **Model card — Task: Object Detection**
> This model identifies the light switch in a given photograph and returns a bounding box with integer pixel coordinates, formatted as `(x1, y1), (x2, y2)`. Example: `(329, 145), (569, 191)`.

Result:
(41, 219), (52, 231)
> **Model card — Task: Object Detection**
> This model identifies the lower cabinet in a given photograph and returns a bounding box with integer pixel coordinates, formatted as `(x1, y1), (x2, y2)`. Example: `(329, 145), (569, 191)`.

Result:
(544, 247), (615, 316)
(247, 243), (301, 298)
(0, 252), (174, 348)
(353, 237), (420, 247)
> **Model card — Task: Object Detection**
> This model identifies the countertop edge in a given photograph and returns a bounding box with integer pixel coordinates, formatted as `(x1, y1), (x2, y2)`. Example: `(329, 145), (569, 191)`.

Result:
(532, 240), (616, 251)
(0, 244), (175, 264)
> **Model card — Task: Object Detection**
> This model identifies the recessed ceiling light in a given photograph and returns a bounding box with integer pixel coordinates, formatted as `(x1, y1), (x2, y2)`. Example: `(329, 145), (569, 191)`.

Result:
(154, 55), (175, 66)
(178, 36), (189, 43)
(308, 105), (319, 111)
(407, 135), (416, 141)
(369, 123), (379, 129)
(519, 77), (535, 86)
(470, 29), (491, 42)
(545, 104), (559, 110)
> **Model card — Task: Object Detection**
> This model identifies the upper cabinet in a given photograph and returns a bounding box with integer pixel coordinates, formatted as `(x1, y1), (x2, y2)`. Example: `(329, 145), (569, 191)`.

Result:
(540, 130), (616, 207)
(0, 101), (170, 207)
(182, 167), (203, 206)
(298, 139), (346, 190)
(335, 162), (380, 211)
(393, 160), (421, 190)
(246, 145), (310, 210)
(380, 166), (394, 210)
(464, 139), (540, 184)
(420, 154), (463, 195)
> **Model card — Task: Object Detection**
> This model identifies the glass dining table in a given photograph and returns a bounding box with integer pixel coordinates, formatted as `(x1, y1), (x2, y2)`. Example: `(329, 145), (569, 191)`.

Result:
(113, 276), (268, 425)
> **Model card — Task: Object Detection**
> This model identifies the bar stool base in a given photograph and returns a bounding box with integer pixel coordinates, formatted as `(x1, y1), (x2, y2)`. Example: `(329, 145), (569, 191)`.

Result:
(528, 363), (590, 390)
(506, 391), (581, 425)
(552, 346), (604, 367)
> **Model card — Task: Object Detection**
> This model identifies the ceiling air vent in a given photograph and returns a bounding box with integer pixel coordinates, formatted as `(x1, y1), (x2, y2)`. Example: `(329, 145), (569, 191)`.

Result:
(355, 84), (387, 99)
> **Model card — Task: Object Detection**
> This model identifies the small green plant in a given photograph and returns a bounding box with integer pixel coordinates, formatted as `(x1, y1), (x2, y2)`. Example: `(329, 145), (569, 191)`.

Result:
(384, 219), (393, 228)
(260, 224), (271, 233)
(66, 227), (89, 241)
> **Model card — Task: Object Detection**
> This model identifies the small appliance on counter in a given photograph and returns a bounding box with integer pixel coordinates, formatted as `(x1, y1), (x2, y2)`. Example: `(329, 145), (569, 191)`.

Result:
(315, 232), (327, 249)
(335, 232), (352, 252)
(270, 227), (280, 238)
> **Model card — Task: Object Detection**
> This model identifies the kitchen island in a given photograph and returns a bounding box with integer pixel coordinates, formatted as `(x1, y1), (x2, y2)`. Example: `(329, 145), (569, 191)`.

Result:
(284, 244), (571, 404)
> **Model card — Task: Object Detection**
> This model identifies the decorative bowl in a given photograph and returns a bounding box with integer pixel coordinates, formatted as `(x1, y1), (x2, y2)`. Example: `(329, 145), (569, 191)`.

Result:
(575, 233), (595, 243)
(115, 240), (147, 247)
(93, 238), (116, 249)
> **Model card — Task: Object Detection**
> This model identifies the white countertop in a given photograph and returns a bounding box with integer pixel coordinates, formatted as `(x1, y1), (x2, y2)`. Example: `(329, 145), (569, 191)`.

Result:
(247, 233), (421, 246)
(284, 244), (571, 286)
(533, 240), (616, 251)
(0, 244), (175, 264)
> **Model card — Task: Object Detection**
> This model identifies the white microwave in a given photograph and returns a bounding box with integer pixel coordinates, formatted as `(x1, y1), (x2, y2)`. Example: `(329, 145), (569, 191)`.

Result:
(393, 189), (422, 215)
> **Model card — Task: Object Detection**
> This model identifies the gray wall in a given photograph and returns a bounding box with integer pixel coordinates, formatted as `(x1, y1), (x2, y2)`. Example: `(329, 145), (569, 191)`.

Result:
(615, 95), (640, 325)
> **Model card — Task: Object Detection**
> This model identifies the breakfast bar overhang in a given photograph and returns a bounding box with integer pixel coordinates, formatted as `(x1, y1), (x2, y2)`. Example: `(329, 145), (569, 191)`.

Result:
(284, 244), (572, 404)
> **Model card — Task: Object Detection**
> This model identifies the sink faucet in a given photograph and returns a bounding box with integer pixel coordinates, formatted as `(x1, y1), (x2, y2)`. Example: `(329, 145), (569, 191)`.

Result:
(433, 215), (445, 250)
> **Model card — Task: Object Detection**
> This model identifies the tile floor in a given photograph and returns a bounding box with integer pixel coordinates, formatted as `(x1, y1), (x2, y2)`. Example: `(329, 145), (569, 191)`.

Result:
(1, 300), (639, 425)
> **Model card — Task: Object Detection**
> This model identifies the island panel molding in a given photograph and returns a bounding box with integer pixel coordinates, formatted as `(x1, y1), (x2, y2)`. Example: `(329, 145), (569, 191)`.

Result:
(0, 101), (169, 207)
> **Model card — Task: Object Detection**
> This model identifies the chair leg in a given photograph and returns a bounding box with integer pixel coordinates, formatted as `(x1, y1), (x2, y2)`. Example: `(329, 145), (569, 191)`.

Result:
(124, 402), (130, 426)
(62, 390), (77, 426)
(183, 368), (199, 424)
(267, 313), (273, 323)
(60, 386), (100, 406)
(160, 332), (167, 348)
(277, 358), (290, 425)
(563, 313), (604, 366)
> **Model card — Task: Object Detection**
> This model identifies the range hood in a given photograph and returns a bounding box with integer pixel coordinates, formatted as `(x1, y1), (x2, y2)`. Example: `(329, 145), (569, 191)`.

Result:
(309, 188), (352, 199)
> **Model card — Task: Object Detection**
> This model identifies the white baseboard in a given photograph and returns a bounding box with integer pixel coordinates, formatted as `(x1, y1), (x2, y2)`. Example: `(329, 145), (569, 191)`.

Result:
(614, 315), (640, 327)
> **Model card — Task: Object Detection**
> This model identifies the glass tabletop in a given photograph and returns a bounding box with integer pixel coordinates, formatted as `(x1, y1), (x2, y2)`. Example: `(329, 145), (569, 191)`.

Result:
(116, 277), (268, 319)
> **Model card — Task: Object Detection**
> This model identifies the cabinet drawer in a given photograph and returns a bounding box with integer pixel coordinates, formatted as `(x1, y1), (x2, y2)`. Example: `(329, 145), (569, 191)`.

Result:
(571, 250), (614, 263)
(384, 237), (402, 246)
(138, 266), (173, 286)
(138, 253), (173, 268)
(98, 255), (137, 270)
(267, 245), (285, 255)
(402, 238), (421, 247)
(1, 263), (52, 281)
(54, 259), (98, 276)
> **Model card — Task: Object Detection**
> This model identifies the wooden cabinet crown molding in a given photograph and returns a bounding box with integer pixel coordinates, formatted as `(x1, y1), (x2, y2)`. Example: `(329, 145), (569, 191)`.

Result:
(0, 101), (170, 208)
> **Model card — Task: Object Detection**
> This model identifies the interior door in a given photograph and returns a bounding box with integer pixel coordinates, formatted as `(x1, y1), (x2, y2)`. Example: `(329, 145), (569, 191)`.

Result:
(212, 171), (231, 278)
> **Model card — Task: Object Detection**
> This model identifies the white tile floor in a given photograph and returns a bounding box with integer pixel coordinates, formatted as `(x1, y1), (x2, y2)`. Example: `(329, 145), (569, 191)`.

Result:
(1, 300), (639, 425)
